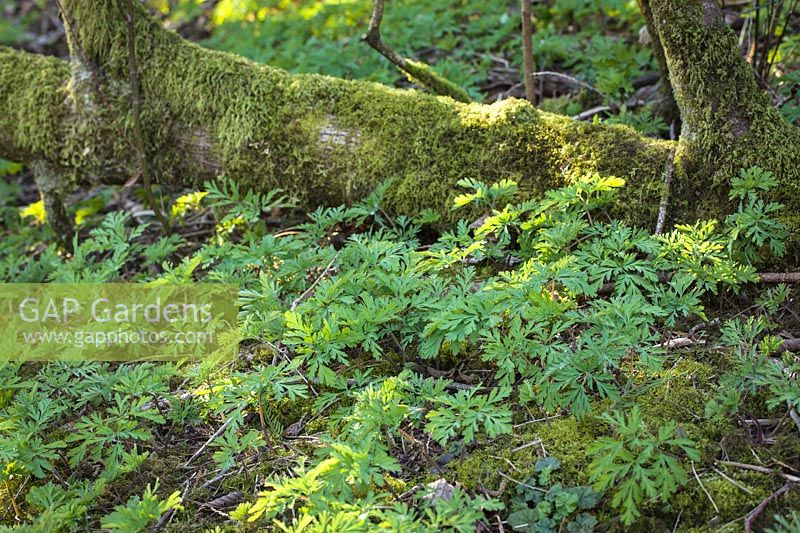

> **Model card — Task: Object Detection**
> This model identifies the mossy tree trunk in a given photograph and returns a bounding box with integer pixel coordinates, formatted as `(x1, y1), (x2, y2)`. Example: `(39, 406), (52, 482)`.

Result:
(0, 0), (798, 257)
(650, 0), (800, 199)
(636, 0), (680, 125)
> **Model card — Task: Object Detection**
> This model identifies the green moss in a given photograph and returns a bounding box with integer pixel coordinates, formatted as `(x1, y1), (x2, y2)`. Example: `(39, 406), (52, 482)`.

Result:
(0, 48), (68, 163)
(6, 0), (798, 261)
(401, 59), (472, 103)
(449, 353), (800, 529)
(2, 3), (678, 228)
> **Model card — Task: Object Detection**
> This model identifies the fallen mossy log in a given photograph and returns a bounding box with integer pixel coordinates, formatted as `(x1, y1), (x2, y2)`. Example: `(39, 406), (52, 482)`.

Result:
(0, 44), (673, 225)
(0, 0), (798, 261)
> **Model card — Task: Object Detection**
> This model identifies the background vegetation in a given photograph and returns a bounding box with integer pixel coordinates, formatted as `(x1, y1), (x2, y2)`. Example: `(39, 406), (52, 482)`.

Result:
(0, 0), (799, 531)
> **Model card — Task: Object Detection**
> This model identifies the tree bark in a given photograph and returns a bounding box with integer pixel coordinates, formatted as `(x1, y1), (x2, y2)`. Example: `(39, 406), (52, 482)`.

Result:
(636, 0), (679, 125)
(0, 0), (798, 260)
(649, 0), (800, 196)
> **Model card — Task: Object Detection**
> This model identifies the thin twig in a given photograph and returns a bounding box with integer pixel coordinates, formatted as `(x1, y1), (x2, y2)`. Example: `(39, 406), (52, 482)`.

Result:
(152, 472), (197, 532)
(290, 251), (340, 311)
(787, 401), (800, 435)
(184, 416), (235, 467)
(711, 466), (754, 494)
(530, 71), (606, 99)
(362, 0), (469, 102)
(692, 462), (719, 514)
(572, 105), (613, 121)
(655, 148), (676, 234)
(718, 460), (800, 483)
(520, 0), (535, 102)
(115, 0), (169, 231)
(497, 471), (547, 493)
(513, 413), (562, 428)
(511, 438), (543, 454)
(744, 482), (795, 533)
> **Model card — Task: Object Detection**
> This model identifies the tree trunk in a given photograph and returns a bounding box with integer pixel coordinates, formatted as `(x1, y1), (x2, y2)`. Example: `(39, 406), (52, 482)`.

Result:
(636, 0), (680, 125)
(0, 0), (798, 258)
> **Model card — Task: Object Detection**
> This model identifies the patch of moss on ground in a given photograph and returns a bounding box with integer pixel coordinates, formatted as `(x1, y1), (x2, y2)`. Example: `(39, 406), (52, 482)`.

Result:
(447, 351), (800, 529)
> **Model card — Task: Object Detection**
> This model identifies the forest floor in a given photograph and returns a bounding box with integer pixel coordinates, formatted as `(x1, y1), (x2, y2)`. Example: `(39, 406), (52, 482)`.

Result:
(1, 1), (799, 531)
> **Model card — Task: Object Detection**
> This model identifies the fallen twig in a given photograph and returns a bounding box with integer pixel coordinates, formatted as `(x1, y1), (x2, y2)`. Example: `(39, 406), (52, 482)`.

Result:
(744, 482), (796, 533)
(152, 473), (197, 532)
(531, 71), (606, 99)
(758, 272), (800, 283)
(511, 438), (543, 454)
(691, 462), (719, 515)
(572, 105), (612, 121)
(718, 460), (800, 483)
(788, 401), (800, 435)
(290, 252), (340, 311)
(498, 471), (547, 493)
(184, 416), (235, 467)
(711, 466), (753, 495)
(513, 413), (562, 428)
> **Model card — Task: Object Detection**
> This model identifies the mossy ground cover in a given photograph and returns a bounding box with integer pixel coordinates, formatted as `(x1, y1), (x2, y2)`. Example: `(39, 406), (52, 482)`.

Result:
(1, 1), (799, 531)
(0, 164), (798, 531)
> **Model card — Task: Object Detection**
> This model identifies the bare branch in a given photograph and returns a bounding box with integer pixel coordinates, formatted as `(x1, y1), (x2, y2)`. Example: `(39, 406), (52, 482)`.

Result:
(362, 0), (471, 102)
(758, 272), (800, 283)
(520, 0), (536, 103)
(744, 482), (796, 533)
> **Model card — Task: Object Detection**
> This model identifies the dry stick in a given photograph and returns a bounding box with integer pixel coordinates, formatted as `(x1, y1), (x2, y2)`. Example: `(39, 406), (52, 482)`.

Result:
(290, 251), (340, 311)
(497, 471), (547, 493)
(363, 0), (402, 68)
(655, 148), (676, 235)
(531, 71), (607, 99)
(184, 416), (235, 467)
(758, 272), (800, 283)
(788, 401), (800, 435)
(116, 0), (169, 232)
(520, 0), (535, 103)
(718, 460), (800, 484)
(511, 438), (542, 454)
(572, 105), (612, 121)
(744, 482), (795, 533)
(691, 462), (719, 515)
(712, 466), (754, 495)
(152, 473), (197, 532)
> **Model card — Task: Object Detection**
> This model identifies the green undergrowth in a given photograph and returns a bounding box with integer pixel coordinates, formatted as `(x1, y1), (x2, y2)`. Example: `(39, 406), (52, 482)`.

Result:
(0, 165), (798, 531)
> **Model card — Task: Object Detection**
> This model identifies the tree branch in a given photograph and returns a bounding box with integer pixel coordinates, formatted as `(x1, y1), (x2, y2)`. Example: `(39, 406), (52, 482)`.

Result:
(115, 0), (169, 230)
(362, 0), (471, 103)
(520, 0), (536, 103)
(744, 482), (796, 533)
(758, 272), (800, 284)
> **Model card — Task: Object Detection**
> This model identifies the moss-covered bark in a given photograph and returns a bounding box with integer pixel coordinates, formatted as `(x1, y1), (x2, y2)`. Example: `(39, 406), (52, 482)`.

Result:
(0, 0), (674, 228)
(636, 0), (679, 124)
(0, 0), (798, 254)
(649, 0), (800, 234)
